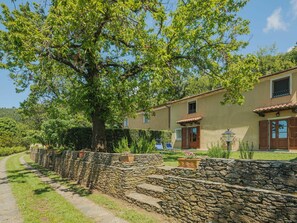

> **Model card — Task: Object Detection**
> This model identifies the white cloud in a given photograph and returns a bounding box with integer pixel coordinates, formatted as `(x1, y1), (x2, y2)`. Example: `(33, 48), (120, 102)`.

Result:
(287, 46), (294, 52)
(263, 8), (288, 33)
(291, 0), (297, 18)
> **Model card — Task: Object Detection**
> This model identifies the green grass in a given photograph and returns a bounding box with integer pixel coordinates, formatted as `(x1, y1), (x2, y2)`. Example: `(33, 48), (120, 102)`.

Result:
(162, 150), (297, 167)
(0, 156), (5, 161)
(23, 155), (165, 223)
(6, 153), (93, 223)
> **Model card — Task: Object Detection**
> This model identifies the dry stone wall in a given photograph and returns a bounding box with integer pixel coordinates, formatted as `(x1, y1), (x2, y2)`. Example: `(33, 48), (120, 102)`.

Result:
(158, 158), (297, 194)
(30, 149), (162, 198)
(161, 176), (297, 223)
(31, 149), (297, 223)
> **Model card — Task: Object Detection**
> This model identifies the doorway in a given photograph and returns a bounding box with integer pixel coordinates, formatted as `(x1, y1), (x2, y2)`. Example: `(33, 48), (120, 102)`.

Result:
(182, 126), (200, 149)
(270, 119), (288, 149)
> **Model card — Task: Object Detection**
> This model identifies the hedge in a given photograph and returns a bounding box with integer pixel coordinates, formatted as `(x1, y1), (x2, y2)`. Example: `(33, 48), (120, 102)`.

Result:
(0, 146), (27, 156)
(62, 127), (172, 151)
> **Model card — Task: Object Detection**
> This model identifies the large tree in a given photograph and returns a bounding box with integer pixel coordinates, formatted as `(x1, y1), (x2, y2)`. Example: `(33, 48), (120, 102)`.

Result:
(0, 0), (259, 151)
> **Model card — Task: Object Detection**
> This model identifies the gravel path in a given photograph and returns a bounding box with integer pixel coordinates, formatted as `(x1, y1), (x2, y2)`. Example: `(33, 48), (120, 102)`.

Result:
(0, 156), (23, 223)
(19, 156), (128, 223)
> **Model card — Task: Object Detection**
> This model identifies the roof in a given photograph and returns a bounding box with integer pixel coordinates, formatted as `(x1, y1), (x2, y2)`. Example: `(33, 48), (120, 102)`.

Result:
(176, 116), (203, 125)
(253, 102), (297, 114)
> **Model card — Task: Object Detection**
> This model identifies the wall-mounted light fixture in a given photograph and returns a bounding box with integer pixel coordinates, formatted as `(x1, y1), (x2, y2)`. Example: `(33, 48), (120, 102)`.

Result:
(276, 111), (280, 117)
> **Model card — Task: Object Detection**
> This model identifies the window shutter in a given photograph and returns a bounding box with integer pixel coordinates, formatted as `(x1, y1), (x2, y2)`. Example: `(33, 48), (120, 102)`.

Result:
(259, 120), (269, 149)
(182, 128), (187, 149)
(288, 117), (297, 150)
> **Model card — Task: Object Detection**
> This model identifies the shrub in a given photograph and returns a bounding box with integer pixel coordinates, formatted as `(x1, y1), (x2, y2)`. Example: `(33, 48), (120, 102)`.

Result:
(0, 146), (27, 156)
(208, 142), (230, 158)
(114, 137), (130, 153)
(130, 136), (156, 154)
(239, 141), (254, 159)
(62, 127), (171, 151)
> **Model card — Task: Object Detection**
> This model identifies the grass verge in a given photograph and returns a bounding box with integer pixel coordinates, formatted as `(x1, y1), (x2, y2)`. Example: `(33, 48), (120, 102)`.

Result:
(23, 155), (166, 223)
(6, 153), (93, 223)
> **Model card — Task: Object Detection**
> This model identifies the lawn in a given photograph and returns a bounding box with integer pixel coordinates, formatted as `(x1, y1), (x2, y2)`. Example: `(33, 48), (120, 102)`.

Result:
(23, 155), (167, 223)
(6, 153), (93, 223)
(162, 150), (297, 167)
(0, 156), (5, 161)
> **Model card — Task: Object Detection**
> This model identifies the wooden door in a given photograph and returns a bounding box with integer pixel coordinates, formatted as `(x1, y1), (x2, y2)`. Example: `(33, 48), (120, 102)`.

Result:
(270, 119), (288, 149)
(288, 117), (297, 150)
(188, 126), (200, 148)
(181, 128), (188, 149)
(259, 120), (269, 150)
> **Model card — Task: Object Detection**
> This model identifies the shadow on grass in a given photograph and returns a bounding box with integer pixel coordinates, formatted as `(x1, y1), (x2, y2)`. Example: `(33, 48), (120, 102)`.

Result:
(6, 169), (32, 184)
(34, 186), (53, 195)
(289, 157), (297, 162)
(28, 162), (92, 197)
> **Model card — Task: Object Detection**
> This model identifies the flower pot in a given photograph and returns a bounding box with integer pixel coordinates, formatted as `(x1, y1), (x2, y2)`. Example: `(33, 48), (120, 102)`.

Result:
(178, 157), (202, 169)
(79, 151), (85, 158)
(119, 154), (135, 163)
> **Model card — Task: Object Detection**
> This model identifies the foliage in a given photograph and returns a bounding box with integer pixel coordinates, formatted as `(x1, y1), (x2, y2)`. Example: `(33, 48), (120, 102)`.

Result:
(130, 136), (156, 154)
(0, 146), (27, 156)
(63, 127), (171, 151)
(239, 141), (254, 159)
(207, 143), (230, 158)
(256, 45), (297, 76)
(113, 137), (130, 153)
(0, 107), (22, 122)
(184, 151), (197, 159)
(0, 0), (259, 150)
(0, 117), (21, 147)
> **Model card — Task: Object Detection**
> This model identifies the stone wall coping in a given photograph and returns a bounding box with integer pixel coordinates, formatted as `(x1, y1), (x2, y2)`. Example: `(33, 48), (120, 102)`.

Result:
(205, 157), (295, 164)
(165, 175), (297, 198)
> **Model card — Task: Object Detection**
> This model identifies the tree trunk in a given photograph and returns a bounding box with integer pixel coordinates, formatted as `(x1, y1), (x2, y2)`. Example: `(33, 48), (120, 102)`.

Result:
(91, 108), (107, 152)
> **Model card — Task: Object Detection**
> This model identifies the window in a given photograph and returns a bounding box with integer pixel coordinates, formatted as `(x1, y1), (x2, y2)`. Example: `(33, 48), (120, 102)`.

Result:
(272, 77), (290, 98)
(123, 118), (128, 128)
(271, 120), (288, 139)
(188, 101), (196, 114)
(175, 128), (182, 141)
(143, 115), (149, 124)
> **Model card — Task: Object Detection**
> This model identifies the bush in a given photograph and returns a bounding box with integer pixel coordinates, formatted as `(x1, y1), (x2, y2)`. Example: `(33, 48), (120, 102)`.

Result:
(208, 143), (230, 158)
(130, 136), (156, 154)
(0, 146), (27, 156)
(114, 137), (130, 153)
(63, 127), (172, 151)
(239, 141), (254, 159)
(114, 136), (156, 154)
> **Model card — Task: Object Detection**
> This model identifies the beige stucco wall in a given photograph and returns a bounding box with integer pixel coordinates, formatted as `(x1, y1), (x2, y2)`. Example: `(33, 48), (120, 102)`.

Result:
(171, 69), (297, 150)
(128, 68), (297, 150)
(127, 106), (170, 131)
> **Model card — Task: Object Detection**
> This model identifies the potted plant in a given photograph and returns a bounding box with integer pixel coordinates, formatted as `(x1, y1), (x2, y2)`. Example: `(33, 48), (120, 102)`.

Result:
(178, 151), (204, 169)
(79, 150), (85, 158)
(119, 152), (135, 163)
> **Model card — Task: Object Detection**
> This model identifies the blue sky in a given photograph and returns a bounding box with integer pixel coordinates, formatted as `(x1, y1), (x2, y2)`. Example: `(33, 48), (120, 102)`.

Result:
(0, 0), (297, 108)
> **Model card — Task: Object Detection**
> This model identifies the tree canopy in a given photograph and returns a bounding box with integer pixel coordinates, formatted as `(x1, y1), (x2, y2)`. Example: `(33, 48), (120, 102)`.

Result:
(0, 0), (260, 151)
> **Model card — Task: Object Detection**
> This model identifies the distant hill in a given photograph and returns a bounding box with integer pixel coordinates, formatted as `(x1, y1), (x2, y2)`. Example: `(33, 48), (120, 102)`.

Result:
(0, 108), (22, 122)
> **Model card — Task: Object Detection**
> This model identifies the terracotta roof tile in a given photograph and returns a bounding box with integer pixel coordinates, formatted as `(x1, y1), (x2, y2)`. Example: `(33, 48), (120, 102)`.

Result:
(177, 116), (203, 124)
(253, 102), (297, 113)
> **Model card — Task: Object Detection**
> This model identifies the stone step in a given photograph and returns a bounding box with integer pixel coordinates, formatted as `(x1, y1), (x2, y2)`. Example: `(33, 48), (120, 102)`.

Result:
(125, 191), (163, 214)
(146, 174), (164, 186)
(136, 183), (164, 199)
(156, 166), (175, 175)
